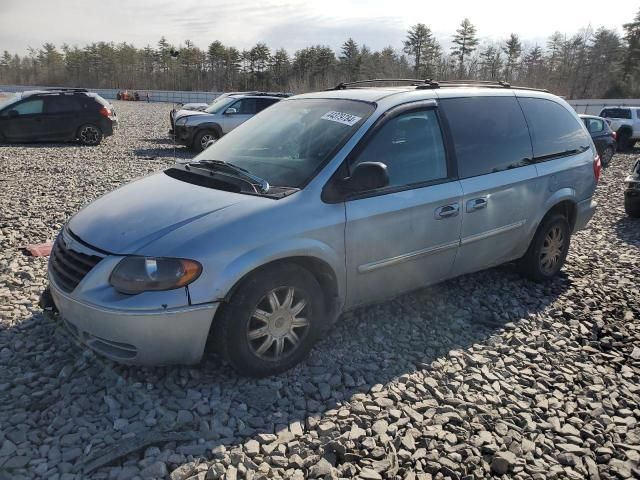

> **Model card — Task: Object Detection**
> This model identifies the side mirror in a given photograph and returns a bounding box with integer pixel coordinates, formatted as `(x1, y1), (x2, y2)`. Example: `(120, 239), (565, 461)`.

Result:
(7, 109), (18, 118)
(225, 107), (238, 115)
(345, 162), (389, 193)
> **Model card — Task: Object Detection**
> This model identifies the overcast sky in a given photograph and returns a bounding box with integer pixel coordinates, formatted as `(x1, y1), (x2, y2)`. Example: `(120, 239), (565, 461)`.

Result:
(1, 0), (638, 55)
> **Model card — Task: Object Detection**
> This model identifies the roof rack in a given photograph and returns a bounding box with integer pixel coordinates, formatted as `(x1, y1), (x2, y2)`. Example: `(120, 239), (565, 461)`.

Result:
(329, 79), (437, 90)
(43, 87), (89, 92)
(328, 78), (548, 93)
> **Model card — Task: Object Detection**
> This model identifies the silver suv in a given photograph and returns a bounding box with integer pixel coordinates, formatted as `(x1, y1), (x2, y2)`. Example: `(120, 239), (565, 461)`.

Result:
(171, 92), (291, 152)
(48, 80), (599, 376)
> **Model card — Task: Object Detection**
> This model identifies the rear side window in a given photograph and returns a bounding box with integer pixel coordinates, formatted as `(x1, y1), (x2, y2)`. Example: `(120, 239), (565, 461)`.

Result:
(256, 98), (279, 112)
(583, 118), (604, 133)
(600, 108), (631, 119)
(47, 96), (81, 113)
(229, 98), (257, 115)
(519, 98), (590, 159)
(350, 109), (448, 187)
(440, 96), (532, 178)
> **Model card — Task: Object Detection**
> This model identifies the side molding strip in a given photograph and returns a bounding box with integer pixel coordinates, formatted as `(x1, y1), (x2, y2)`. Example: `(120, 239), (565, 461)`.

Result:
(460, 220), (526, 246)
(358, 240), (460, 273)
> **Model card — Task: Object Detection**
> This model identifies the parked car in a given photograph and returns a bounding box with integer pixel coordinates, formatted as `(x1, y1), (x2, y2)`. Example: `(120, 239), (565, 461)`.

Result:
(580, 114), (616, 166)
(168, 92), (268, 124)
(0, 88), (116, 145)
(170, 92), (291, 152)
(599, 106), (640, 151)
(624, 159), (640, 217)
(47, 80), (598, 376)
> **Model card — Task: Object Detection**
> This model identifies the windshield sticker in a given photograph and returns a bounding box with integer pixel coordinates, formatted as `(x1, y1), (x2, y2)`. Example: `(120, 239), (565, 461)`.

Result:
(321, 111), (362, 126)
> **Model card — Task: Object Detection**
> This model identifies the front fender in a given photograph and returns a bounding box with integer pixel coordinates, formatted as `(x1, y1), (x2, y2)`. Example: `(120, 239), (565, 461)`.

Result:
(191, 238), (345, 306)
(194, 122), (223, 137)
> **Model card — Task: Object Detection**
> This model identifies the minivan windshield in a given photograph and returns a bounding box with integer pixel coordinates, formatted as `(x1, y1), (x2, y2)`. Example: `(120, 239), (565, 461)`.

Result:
(194, 98), (375, 188)
(204, 96), (235, 114)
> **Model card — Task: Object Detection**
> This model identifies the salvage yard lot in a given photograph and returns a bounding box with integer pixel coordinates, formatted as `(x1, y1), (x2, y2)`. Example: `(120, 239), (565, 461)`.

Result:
(0, 100), (639, 479)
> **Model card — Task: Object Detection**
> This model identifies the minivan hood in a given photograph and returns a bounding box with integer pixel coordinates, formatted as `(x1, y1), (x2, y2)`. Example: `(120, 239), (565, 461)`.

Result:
(68, 171), (248, 254)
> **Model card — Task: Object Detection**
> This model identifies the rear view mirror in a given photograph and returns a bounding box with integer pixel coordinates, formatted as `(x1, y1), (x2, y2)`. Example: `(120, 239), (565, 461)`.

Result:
(346, 162), (389, 193)
(7, 109), (18, 118)
(225, 107), (238, 115)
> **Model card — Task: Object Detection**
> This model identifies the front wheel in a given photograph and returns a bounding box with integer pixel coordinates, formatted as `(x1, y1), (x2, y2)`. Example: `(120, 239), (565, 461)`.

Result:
(215, 263), (325, 376)
(518, 213), (571, 282)
(192, 129), (218, 153)
(77, 124), (103, 146)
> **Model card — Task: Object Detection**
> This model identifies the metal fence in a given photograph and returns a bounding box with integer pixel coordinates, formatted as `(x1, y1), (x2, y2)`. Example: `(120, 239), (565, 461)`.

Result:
(2, 84), (640, 114)
(0, 85), (222, 104)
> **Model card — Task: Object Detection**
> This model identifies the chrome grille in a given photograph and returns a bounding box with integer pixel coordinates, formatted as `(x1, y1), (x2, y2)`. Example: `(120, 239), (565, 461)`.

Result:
(49, 235), (103, 293)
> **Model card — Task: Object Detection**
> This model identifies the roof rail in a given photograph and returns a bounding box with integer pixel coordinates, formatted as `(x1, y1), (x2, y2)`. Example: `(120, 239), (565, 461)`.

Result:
(329, 79), (438, 90)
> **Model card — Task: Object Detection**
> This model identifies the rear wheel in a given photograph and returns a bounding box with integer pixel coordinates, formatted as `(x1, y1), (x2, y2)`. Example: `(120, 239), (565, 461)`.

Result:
(215, 263), (325, 377)
(625, 197), (640, 218)
(77, 124), (103, 146)
(600, 145), (614, 167)
(192, 129), (219, 153)
(518, 213), (571, 282)
(617, 130), (633, 151)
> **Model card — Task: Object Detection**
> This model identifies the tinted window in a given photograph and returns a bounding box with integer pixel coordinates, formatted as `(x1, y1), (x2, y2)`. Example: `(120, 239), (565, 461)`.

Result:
(6, 99), (44, 115)
(256, 98), (279, 112)
(519, 98), (590, 159)
(229, 98), (257, 115)
(47, 96), (81, 113)
(350, 109), (447, 187)
(440, 96), (532, 178)
(600, 108), (631, 119)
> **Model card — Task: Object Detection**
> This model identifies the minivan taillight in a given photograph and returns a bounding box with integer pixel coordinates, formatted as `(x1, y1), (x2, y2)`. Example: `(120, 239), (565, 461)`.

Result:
(593, 154), (601, 183)
(99, 107), (112, 118)
(611, 131), (617, 141)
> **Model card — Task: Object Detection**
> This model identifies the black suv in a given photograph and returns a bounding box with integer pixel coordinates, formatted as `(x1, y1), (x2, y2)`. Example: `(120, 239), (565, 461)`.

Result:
(0, 88), (117, 145)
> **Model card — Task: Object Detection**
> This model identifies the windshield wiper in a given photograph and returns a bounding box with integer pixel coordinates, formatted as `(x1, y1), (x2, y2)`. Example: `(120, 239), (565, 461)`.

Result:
(190, 160), (270, 193)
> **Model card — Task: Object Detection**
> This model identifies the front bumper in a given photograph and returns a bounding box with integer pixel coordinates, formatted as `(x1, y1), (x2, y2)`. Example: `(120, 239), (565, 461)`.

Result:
(574, 197), (597, 231)
(172, 124), (194, 146)
(49, 280), (218, 365)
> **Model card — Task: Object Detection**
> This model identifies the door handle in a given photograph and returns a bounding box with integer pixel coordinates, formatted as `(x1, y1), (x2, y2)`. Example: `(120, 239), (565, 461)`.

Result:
(466, 197), (488, 212)
(435, 203), (460, 219)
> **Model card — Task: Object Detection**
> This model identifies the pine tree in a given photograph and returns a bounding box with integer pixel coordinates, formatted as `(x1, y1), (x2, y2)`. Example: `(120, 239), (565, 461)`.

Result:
(451, 18), (479, 77)
(403, 24), (440, 78)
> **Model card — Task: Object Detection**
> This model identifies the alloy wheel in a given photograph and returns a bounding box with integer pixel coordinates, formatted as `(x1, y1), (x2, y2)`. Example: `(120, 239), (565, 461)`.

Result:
(539, 226), (565, 275)
(80, 126), (100, 144)
(200, 134), (214, 150)
(246, 286), (310, 361)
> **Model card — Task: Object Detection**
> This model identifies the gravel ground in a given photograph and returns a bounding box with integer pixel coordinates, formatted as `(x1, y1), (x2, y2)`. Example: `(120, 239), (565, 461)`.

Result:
(0, 100), (639, 480)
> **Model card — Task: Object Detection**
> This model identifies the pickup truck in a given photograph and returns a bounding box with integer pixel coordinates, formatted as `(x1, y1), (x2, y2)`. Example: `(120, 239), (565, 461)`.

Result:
(599, 107), (640, 151)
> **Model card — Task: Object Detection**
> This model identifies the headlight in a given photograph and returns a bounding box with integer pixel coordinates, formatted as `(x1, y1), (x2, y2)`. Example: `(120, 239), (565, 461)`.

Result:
(109, 257), (202, 294)
(175, 117), (188, 126)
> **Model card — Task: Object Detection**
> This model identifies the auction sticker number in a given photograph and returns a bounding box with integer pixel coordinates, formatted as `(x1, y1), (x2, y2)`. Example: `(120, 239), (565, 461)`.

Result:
(321, 111), (362, 126)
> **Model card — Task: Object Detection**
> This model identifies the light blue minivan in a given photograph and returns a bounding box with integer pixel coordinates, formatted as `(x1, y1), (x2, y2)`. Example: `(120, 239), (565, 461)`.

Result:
(48, 80), (599, 376)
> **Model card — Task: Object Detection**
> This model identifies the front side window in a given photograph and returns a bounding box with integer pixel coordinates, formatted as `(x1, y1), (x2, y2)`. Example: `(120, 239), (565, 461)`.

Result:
(350, 109), (448, 187)
(204, 96), (235, 114)
(228, 98), (257, 115)
(195, 98), (375, 188)
(440, 96), (532, 178)
(519, 97), (591, 159)
(8, 99), (44, 115)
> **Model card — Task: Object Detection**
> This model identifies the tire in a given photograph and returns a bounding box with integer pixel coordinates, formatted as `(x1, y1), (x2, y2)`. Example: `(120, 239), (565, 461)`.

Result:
(625, 197), (640, 218)
(600, 145), (614, 167)
(215, 263), (325, 377)
(518, 213), (571, 282)
(617, 130), (632, 151)
(77, 124), (103, 146)
(192, 129), (219, 153)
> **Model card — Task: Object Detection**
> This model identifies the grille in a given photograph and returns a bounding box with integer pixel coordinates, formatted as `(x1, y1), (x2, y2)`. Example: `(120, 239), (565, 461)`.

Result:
(49, 235), (103, 293)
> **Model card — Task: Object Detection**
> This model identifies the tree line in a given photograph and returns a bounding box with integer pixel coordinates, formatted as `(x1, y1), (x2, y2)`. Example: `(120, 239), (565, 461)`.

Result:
(1, 9), (640, 98)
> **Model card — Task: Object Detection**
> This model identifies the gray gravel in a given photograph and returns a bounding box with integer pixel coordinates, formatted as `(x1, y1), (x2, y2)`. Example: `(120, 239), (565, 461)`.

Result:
(1, 101), (639, 480)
